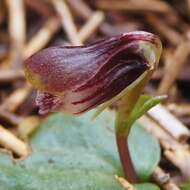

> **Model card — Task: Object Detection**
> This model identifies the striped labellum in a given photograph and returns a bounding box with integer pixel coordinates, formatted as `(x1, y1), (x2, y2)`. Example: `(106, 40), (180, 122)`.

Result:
(24, 31), (162, 115)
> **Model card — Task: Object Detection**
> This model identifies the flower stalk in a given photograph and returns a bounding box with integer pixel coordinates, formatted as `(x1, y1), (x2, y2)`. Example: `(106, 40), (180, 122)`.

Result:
(115, 71), (152, 183)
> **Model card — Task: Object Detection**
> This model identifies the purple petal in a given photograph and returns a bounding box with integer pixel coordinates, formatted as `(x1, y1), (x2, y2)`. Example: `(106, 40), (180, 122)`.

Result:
(24, 31), (162, 114)
(36, 91), (63, 114)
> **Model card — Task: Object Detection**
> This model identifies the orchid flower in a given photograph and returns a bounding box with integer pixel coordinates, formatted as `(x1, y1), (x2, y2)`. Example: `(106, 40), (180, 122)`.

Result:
(24, 31), (161, 115)
(24, 31), (162, 183)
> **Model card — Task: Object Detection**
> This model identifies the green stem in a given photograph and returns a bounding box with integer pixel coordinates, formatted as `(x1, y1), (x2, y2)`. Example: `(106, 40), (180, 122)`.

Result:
(116, 131), (138, 183)
(115, 71), (153, 183)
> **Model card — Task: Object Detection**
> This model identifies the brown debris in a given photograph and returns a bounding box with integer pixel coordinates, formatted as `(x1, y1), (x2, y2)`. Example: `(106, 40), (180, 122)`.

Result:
(0, 69), (24, 83)
(18, 116), (40, 140)
(158, 39), (190, 95)
(23, 16), (61, 59)
(0, 110), (22, 126)
(140, 116), (190, 180)
(0, 0), (190, 188)
(167, 103), (190, 117)
(148, 105), (190, 142)
(52, 0), (81, 45)
(146, 14), (182, 46)
(115, 175), (136, 190)
(96, 0), (172, 13)
(0, 125), (30, 158)
(78, 11), (104, 42)
(5, 0), (26, 68)
(152, 167), (180, 190)
(0, 85), (32, 113)
(24, 0), (54, 17)
(67, 0), (92, 19)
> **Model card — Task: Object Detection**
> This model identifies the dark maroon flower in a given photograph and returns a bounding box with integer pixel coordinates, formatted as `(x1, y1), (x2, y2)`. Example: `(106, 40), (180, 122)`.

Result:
(24, 31), (162, 115)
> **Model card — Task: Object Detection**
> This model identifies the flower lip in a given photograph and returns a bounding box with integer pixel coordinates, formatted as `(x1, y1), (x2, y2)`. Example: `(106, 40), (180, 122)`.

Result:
(121, 31), (162, 67)
(121, 31), (161, 47)
(24, 31), (162, 115)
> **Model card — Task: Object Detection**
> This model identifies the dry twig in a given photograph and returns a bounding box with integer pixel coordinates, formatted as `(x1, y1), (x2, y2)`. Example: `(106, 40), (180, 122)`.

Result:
(0, 85), (32, 113)
(24, 17), (61, 59)
(0, 125), (30, 157)
(52, 0), (81, 45)
(140, 116), (190, 179)
(96, 0), (172, 13)
(0, 70), (24, 83)
(167, 103), (190, 117)
(25, 0), (53, 17)
(146, 14), (182, 46)
(0, 110), (22, 126)
(78, 11), (104, 42)
(152, 167), (180, 190)
(6, 0), (26, 68)
(18, 116), (40, 140)
(67, 0), (92, 19)
(115, 175), (136, 190)
(148, 105), (190, 142)
(158, 39), (190, 94)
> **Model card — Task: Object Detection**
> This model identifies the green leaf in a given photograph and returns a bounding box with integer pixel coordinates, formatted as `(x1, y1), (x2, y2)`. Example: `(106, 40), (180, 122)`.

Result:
(0, 110), (159, 190)
(129, 123), (161, 181)
(135, 183), (160, 190)
(182, 179), (190, 190)
(126, 95), (166, 128)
